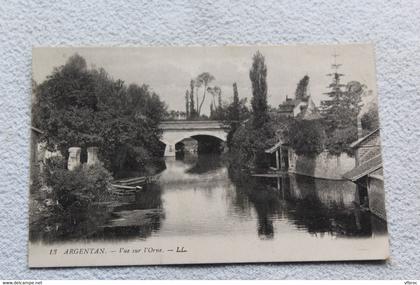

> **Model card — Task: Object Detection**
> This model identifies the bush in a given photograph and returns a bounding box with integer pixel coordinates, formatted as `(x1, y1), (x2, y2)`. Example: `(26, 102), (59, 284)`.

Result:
(44, 158), (112, 209)
(230, 116), (278, 170)
(287, 119), (326, 157)
(325, 126), (357, 156)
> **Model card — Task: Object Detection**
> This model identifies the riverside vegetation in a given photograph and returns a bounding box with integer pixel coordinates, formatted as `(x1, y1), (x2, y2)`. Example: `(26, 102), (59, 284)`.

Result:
(30, 51), (380, 242)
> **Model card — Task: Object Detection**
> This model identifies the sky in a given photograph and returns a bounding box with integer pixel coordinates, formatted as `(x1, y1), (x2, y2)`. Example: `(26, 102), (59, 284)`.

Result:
(33, 44), (378, 115)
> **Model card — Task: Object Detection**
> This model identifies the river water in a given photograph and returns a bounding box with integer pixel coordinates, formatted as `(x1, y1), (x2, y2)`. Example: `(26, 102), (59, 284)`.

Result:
(30, 154), (389, 263)
(107, 154), (387, 238)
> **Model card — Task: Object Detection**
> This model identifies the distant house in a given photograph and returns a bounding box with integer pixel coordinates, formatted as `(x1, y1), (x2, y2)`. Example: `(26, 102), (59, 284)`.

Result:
(278, 96), (297, 117)
(343, 129), (386, 220)
(295, 97), (322, 121)
(278, 95), (321, 119)
(267, 94), (323, 174)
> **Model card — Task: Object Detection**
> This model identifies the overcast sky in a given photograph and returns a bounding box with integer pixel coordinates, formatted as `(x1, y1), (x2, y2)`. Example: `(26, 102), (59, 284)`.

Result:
(33, 44), (378, 115)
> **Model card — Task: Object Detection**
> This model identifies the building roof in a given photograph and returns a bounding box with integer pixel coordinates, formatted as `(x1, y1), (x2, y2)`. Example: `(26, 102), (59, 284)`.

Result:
(265, 141), (283, 153)
(350, 128), (380, 148)
(294, 96), (322, 120)
(342, 155), (382, 181)
(278, 96), (308, 108)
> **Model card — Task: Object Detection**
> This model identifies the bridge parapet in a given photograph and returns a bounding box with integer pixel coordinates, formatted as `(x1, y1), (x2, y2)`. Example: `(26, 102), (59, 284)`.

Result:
(159, 120), (226, 130)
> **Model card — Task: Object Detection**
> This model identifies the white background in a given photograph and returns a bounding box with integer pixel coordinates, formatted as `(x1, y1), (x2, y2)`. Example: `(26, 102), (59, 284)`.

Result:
(0, 0), (419, 279)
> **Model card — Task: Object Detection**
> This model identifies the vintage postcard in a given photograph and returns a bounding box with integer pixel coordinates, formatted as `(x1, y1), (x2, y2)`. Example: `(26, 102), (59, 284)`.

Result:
(29, 44), (389, 267)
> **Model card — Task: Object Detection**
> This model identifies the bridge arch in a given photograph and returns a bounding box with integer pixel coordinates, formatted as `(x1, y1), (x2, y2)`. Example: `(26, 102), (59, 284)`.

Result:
(159, 120), (227, 157)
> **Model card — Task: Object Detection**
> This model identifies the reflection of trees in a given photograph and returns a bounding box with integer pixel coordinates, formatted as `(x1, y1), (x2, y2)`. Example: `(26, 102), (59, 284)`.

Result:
(287, 174), (380, 237)
(30, 202), (115, 243)
(98, 183), (165, 240)
(228, 167), (283, 239)
(186, 154), (223, 174)
(114, 158), (166, 179)
(30, 183), (165, 243)
(228, 166), (386, 239)
(287, 198), (374, 237)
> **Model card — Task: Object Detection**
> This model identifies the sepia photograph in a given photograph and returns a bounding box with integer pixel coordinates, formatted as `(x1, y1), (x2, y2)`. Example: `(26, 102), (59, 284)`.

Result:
(28, 44), (388, 267)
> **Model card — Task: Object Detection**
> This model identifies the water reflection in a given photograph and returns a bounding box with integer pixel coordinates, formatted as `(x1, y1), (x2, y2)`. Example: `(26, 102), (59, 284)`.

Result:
(228, 168), (387, 239)
(31, 154), (387, 244)
(98, 183), (165, 240)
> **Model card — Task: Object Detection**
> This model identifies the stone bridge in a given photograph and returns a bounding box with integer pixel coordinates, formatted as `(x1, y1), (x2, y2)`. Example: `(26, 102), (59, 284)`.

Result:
(159, 120), (227, 156)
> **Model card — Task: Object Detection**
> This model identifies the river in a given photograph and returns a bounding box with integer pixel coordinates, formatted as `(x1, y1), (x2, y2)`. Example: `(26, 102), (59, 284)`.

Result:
(30, 154), (389, 264)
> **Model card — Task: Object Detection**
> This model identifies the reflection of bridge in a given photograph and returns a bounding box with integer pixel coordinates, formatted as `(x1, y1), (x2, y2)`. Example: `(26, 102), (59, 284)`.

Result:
(159, 120), (227, 156)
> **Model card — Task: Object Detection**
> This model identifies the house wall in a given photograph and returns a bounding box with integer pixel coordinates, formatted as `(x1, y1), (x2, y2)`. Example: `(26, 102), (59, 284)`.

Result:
(367, 170), (387, 220)
(288, 149), (356, 180)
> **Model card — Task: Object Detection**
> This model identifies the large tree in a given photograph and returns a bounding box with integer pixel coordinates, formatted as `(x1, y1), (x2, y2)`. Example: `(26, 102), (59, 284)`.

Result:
(34, 54), (166, 173)
(320, 74), (364, 155)
(189, 79), (197, 118)
(225, 82), (249, 147)
(249, 51), (268, 128)
(185, 90), (190, 119)
(361, 101), (380, 134)
(195, 72), (215, 116)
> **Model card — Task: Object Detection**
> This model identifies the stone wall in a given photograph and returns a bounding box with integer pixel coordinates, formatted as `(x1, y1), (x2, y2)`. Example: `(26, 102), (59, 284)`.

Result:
(288, 149), (356, 180)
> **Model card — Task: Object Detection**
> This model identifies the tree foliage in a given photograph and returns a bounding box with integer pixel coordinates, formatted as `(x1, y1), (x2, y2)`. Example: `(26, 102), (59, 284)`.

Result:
(185, 90), (190, 118)
(286, 119), (326, 156)
(295, 75), (310, 100)
(250, 51), (269, 128)
(230, 115), (277, 170)
(320, 73), (364, 155)
(228, 51), (277, 170)
(188, 79), (197, 119)
(361, 102), (380, 135)
(195, 72), (215, 116)
(224, 82), (249, 147)
(33, 54), (166, 173)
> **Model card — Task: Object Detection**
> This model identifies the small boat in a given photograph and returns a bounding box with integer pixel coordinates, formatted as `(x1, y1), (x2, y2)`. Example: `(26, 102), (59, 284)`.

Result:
(110, 184), (143, 190)
(110, 174), (161, 196)
(113, 174), (161, 186)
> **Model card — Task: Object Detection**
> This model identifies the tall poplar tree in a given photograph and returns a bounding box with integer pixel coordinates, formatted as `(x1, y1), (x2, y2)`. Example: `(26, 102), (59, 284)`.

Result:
(249, 51), (268, 128)
(185, 90), (190, 119)
(189, 79), (196, 118)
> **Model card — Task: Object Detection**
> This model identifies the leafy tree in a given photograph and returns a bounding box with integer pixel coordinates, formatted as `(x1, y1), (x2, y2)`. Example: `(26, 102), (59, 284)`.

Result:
(248, 51), (271, 167)
(320, 70), (364, 155)
(231, 82), (240, 121)
(217, 88), (222, 111)
(224, 82), (249, 147)
(34, 54), (99, 155)
(230, 116), (277, 170)
(210, 102), (214, 118)
(229, 52), (275, 169)
(361, 102), (380, 134)
(189, 79), (197, 118)
(34, 54), (166, 173)
(195, 72), (215, 116)
(249, 51), (269, 128)
(185, 90), (190, 119)
(295, 75), (310, 100)
(207, 86), (221, 110)
(286, 119), (326, 156)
